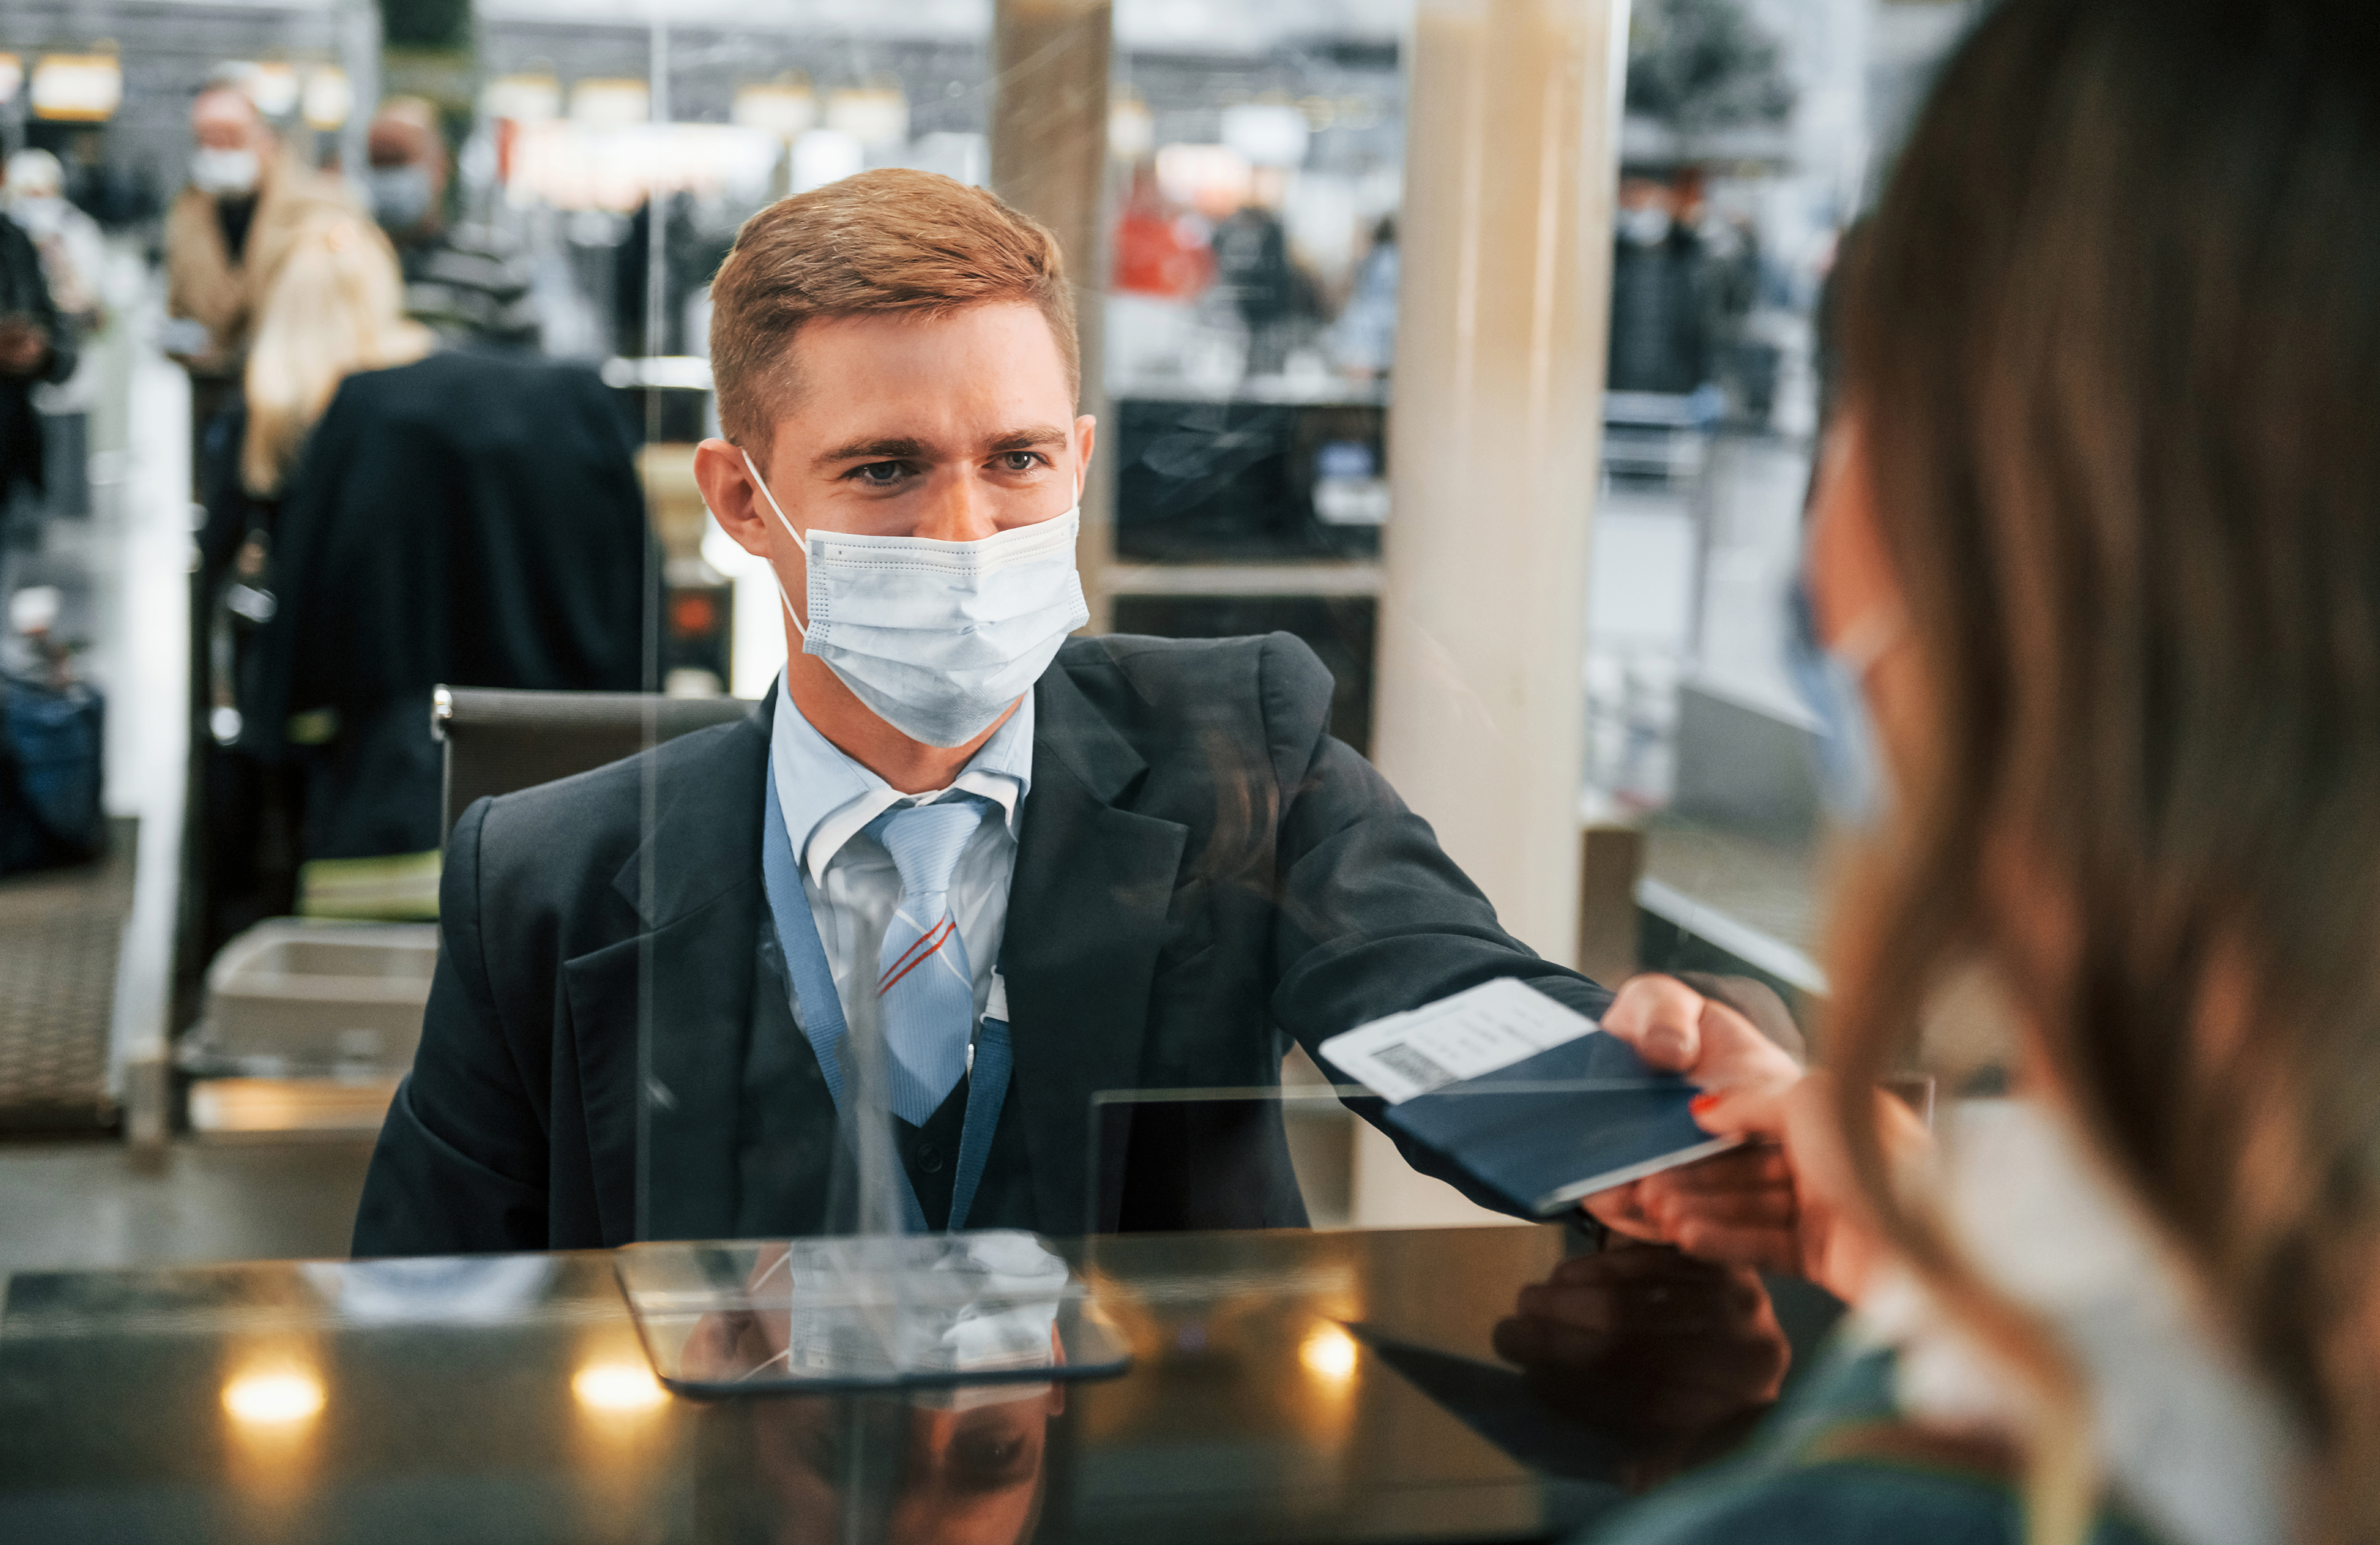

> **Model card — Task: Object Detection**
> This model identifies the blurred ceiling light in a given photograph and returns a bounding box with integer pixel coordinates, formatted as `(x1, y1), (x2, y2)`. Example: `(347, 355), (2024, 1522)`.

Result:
(572, 1359), (666, 1414)
(570, 77), (651, 129)
(1221, 102), (1309, 168)
(1298, 1323), (1359, 1384)
(302, 67), (351, 131)
(0, 55), (22, 107)
(732, 78), (816, 141)
(792, 127), (865, 194)
(1298, 95), (1336, 130)
(247, 61), (301, 119)
(823, 85), (908, 150)
(29, 54), (122, 123)
(1154, 142), (1250, 209)
(484, 73), (562, 124)
(1109, 94), (1154, 161)
(223, 1368), (326, 1426)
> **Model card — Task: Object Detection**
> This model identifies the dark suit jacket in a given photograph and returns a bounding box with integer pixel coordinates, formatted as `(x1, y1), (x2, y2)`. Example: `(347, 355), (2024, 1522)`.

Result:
(352, 633), (1612, 1255)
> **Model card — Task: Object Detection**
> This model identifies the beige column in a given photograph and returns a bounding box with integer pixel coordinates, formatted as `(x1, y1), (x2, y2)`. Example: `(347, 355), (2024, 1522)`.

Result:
(1373, 0), (1623, 966)
(989, 0), (1116, 631)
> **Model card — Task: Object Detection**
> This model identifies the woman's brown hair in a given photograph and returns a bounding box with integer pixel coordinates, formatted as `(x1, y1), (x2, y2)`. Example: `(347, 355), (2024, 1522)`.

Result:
(1825, 0), (2380, 1538)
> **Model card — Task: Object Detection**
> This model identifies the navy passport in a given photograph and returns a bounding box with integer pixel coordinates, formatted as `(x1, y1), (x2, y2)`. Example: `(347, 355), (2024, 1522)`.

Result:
(1373, 1031), (1739, 1217)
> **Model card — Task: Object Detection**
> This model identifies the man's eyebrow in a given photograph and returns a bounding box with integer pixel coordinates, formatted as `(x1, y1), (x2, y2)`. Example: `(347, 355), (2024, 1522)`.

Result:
(810, 436), (933, 470)
(985, 425), (1070, 453)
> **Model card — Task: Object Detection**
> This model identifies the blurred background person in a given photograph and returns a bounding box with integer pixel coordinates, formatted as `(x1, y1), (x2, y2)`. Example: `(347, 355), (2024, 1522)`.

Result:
(0, 173), (75, 608)
(1329, 214), (1399, 382)
(238, 261), (651, 921)
(1210, 166), (1297, 378)
(190, 211), (432, 954)
(364, 97), (541, 352)
(3, 152), (106, 351)
(163, 70), (358, 476)
(1605, 169), (1711, 399)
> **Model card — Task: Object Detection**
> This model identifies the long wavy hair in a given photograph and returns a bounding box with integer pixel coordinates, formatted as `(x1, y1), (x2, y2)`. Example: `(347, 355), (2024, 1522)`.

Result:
(1823, 1), (2380, 1539)
(241, 210), (429, 496)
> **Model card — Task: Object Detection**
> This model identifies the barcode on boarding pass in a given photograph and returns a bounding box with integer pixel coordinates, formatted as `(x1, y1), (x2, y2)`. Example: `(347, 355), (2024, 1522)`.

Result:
(1370, 1040), (1457, 1096)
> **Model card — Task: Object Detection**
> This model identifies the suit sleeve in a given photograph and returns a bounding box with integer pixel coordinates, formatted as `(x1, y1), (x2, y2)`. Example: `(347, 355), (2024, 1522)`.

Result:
(1257, 634), (1613, 1215)
(352, 799), (551, 1256)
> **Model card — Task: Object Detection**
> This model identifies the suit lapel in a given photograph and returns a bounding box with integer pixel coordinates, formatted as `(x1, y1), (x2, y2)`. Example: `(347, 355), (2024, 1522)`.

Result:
(566, 696), (774, 1244)
(1005, 665), (1188, 1234)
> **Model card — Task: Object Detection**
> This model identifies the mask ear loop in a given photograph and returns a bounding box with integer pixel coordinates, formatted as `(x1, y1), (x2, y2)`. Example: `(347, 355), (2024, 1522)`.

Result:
(741, 447), (810, 642)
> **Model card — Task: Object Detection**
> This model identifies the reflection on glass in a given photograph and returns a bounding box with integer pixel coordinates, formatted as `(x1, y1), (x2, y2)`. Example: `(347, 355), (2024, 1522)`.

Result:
(1297, 1321), (1359, 1385)
(573, 1358), (669, 1415)
(624, 1233), (1129, 1397)
(701, 1386), (1059, 1545)
(221, 1365), (325, 1427)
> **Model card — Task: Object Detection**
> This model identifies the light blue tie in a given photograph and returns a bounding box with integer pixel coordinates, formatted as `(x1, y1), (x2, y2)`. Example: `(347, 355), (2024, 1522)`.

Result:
(865, 796), (989, 1125)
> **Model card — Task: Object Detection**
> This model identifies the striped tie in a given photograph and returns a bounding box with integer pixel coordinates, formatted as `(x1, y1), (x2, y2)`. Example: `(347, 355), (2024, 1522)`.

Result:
(865, 797), (989, 1125)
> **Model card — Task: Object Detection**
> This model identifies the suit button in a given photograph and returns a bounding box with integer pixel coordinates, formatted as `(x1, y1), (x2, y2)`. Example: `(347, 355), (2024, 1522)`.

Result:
(916, 1142), (944, 1174)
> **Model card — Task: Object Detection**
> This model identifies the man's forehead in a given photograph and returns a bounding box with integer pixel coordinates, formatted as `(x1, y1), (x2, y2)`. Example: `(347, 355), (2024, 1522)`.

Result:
(771, 306), (1075, 450)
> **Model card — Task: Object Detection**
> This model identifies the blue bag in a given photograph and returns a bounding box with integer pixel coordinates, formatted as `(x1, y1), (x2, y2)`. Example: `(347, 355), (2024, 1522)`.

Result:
(0, 674), (105, 875)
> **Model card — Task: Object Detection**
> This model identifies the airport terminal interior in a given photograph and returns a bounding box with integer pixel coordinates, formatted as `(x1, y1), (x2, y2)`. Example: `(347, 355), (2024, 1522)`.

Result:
(0, 0), (2017, 1539)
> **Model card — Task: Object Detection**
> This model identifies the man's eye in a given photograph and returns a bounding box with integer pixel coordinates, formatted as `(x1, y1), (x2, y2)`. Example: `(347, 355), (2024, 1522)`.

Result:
(851, 461), (906, 485)
(998, 452), (1043, 473)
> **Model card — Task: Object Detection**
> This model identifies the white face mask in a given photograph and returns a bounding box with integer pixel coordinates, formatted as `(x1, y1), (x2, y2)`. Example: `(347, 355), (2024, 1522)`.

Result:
(191, 147), (261, 198)
(741, 449), (1090, 748)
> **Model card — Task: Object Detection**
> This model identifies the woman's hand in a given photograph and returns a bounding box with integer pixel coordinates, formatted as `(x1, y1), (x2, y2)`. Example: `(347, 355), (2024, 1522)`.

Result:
(1583, 975), (1807, 1273)
(1687, 1071), (1924, 1307)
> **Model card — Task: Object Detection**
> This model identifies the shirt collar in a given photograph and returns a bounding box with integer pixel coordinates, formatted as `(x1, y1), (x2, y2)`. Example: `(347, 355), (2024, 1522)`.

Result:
(768, 680), (1035, 887)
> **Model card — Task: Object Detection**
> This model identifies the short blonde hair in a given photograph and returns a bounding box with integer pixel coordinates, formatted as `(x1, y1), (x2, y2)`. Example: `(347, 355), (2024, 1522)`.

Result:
(242, 211), (429, 495)
(708, 169), (1079, 457)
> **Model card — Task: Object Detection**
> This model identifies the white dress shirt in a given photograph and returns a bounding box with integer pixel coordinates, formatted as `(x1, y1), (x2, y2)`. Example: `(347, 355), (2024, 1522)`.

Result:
(767, 680), (1032, 1036)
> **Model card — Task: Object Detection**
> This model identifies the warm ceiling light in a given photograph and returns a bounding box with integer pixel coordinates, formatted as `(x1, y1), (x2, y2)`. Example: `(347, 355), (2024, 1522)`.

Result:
(1298, 1323), (1359, 1384)
(572, 1359), (666, 1413)
(223, 1369), (326, 1426)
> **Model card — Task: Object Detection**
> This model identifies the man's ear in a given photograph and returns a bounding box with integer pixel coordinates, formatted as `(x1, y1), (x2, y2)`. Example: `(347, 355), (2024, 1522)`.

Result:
(693, 437), (774, 561)
(1072, 413), (1097, 502)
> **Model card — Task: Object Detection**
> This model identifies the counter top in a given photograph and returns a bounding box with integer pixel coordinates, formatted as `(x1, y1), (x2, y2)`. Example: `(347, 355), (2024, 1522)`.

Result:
(0, 1225), (1836, 1544)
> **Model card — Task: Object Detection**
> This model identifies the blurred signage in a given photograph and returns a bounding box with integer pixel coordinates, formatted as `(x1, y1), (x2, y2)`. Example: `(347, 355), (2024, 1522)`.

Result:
(484, 73), (562, 123)
(570, 77), (651, 128)
(1221, 102), (1310, 167)
(29, 54), (122, 122)
(509, 121), (778, 211)
(303, 67), (351, 130)
(823, 84), (907, 149)
(732, 77), (816, 140)
(247, 61), (301, 119)
(1110, 93), (1154, 161)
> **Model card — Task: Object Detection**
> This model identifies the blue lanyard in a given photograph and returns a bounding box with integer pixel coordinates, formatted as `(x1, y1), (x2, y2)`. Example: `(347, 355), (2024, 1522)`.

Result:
(759, 786), (1014, 1234)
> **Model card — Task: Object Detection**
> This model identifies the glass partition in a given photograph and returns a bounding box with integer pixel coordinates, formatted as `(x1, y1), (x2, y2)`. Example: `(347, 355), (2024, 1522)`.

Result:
(1579, 0), (1978, 1019)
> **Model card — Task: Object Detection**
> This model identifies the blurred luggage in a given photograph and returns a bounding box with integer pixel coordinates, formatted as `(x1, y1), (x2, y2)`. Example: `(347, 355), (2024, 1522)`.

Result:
(0, 671), (103, 876)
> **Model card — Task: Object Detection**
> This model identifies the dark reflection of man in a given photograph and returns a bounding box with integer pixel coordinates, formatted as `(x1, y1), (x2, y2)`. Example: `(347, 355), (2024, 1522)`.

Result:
(697, 1386), (1061, 1545)
(1495, 1240), (1790, 1489)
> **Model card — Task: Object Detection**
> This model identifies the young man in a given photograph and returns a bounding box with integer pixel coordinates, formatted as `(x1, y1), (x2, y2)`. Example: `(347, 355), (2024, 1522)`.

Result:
(353, 170), (1766, 1254)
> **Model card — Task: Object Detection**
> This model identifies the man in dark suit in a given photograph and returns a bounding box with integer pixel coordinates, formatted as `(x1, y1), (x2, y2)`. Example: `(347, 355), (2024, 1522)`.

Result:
(354, 171), (1788, 1256)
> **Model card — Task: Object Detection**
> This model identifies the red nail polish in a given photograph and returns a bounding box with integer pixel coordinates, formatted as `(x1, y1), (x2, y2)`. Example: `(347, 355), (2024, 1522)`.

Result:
(1689, 1093), (1719, 1116)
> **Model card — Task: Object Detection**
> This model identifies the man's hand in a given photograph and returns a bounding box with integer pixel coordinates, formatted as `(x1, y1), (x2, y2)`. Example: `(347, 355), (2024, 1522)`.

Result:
(0, 319), (48, 378)
(1582, 974), (1806, 1273)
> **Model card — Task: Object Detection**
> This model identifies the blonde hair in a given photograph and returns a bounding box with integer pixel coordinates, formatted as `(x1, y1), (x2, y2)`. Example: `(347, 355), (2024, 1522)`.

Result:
(241, 212), (430, 496)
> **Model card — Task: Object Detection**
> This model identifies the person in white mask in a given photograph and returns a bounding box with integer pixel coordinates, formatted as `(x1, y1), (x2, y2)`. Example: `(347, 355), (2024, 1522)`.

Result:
(358, 168), (1767, 1256)
(163, 69), (357, 466)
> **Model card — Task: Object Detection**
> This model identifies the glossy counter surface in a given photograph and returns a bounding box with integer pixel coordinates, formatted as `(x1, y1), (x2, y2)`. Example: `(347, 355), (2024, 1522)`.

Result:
(0, 1225), (1835, 1545)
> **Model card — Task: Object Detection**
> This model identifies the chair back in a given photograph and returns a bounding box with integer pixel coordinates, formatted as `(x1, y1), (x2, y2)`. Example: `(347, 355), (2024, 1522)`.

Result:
(435, 687), (752, 840)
